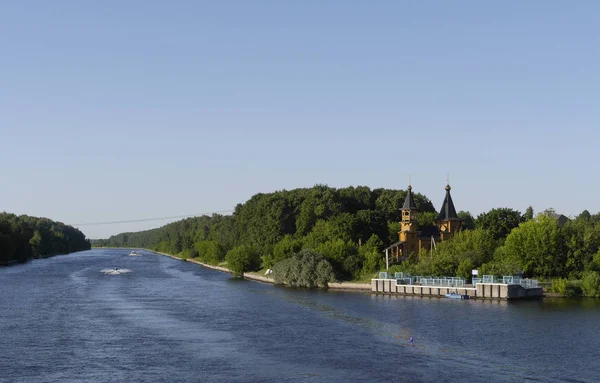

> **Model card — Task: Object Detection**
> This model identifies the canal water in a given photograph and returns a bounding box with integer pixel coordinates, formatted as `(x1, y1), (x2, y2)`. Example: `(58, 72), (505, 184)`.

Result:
(1, 249), (598, 383)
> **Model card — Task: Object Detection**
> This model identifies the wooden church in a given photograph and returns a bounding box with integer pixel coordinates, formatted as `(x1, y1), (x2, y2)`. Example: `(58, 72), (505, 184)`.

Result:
(384, 182), (462, 263)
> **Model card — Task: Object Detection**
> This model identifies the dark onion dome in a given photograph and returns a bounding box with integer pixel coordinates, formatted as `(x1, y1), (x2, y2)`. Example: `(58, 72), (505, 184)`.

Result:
(437, 184), (460, 221)
(402, 185), (417, 210)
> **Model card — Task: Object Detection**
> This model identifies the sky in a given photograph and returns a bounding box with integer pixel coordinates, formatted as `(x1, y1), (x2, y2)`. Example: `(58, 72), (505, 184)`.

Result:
(1, 1), (599, 239)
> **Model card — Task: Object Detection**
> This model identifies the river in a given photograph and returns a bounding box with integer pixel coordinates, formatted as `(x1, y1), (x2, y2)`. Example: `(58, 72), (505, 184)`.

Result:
(0, 249), (598, 383)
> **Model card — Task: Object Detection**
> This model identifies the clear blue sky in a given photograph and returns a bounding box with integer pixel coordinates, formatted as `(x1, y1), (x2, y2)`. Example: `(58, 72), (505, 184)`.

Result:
(1, 1), (598, 239)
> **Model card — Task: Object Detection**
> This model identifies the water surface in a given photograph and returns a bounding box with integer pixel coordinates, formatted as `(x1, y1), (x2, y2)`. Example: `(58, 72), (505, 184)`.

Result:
(1, 249), (598, 382)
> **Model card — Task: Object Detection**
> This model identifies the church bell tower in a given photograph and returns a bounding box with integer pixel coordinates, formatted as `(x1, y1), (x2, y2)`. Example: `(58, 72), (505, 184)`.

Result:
(436, 182), (462, 240)
(399, 184), (419, 254)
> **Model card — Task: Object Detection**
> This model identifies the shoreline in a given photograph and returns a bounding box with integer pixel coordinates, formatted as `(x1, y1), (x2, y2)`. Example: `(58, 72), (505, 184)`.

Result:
(91, 247), (579, 298)
(145, 249), (371, 291)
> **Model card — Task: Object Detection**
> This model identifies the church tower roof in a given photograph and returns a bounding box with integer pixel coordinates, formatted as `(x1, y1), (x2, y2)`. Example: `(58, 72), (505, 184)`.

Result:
(402, 185), (417, 210)
(437, 183), (459, 220)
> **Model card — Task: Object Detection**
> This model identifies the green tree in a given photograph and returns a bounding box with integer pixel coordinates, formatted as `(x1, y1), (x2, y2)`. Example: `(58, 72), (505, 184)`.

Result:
(457, 211), (476, 230)
(339, 186), (373, 213)
(360, 234), (384, 275)
(29, 230), (42, 258)
(479, 254), (521, 277)
(316, 239), (359, 278)
(417, 211), (437, 227)
(563, 220), (600, 278)
(524, 206), (534, 221)
(456, 258), (475, 282)
(374, 189), (405, 223)
(326, 213), (356, 242)
(225, 245), (260, 277)
(207, 215), (237, 253)
(586, 250), (600, 272)
(496, 215), (566, 278)
(0, 213), (89, 264)
(414, 249), (457, 277)
(262, 235), (303, 268)
(194, 240), (225, 265)
(434, 228), (497, 268)
(302, 220), (331, 250)
(577, 210), (591, 222)
(0, 233), (16, 264)
(354, 209), (386, 245)
(295, 197), (318, 235)
(387, 221), (400, 245)
(476, 208), (523, 241)
(343, 253), (365, 279)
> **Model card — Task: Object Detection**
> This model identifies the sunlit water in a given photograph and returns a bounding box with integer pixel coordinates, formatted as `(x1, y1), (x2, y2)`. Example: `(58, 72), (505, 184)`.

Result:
(1, 249), (599, 383)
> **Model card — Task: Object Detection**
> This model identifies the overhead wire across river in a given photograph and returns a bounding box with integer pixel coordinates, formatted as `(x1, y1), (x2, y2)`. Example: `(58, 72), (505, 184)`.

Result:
(73, 209), (234, 227)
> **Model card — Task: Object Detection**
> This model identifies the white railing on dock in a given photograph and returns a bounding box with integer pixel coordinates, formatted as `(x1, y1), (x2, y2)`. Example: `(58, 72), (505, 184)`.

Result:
(472, 275), (538, 288)
(377, 273), (539, 289)
(420, 277), (465, 287)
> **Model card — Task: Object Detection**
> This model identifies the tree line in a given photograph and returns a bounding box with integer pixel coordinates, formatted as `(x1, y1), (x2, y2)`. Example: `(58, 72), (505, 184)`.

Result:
(93, 185), (434, 281)
(93, 185), (600, 295)
(0, 212), (91, 264)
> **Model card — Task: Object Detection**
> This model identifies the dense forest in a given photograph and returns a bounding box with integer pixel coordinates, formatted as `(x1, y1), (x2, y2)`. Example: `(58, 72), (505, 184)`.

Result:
(94, 185), (600, 296)
(94, 185), (435, 280)
(0, 212), (91, 264)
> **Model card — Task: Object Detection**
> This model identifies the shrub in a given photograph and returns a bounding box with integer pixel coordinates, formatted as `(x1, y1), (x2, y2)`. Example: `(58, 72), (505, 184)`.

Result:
(551, 278), (581, 297)
(225, 245), (260, 277)
(273, 249), (335, 288)
(260, 253), (275, 270)
(194, 240), (225, 265)
(456, 258), (475, 282)
(585, 251), (600, 273)
(343, 254), (364, 279)
(581, 271), (600, 297)
(385, 265), (405, 275)
(178, 248), (196, 260)
(362, 250), (383, 275)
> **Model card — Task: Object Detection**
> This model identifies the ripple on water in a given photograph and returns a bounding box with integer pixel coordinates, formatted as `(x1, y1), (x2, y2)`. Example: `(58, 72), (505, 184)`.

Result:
(2, 249), (600, 383)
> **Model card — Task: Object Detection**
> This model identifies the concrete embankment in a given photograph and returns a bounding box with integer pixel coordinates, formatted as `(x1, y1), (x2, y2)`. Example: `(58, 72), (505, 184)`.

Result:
(150, 249), (371, 291)
(329, 282), (372, 291)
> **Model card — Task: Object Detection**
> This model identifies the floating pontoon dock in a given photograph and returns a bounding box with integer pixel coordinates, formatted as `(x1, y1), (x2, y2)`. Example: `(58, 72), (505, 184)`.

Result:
(371, 273), (543, 300)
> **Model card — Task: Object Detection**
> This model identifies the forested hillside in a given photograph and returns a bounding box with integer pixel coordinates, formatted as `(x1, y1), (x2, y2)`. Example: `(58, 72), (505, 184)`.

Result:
(94, 185), (435, 279)
(95, 185), (600, 295)
(0, 212), (91, 264)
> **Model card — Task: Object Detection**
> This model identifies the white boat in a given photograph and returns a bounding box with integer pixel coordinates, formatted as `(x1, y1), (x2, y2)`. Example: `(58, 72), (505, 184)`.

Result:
(129, 250), (140, 256)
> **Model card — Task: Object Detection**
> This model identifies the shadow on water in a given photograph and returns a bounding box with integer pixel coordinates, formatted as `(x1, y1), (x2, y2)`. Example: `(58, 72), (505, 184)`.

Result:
(536, 296), (600, 310)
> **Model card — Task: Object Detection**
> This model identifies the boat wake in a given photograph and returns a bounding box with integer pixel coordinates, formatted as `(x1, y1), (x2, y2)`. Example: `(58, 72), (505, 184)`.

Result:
(101, 268), (133, 275)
